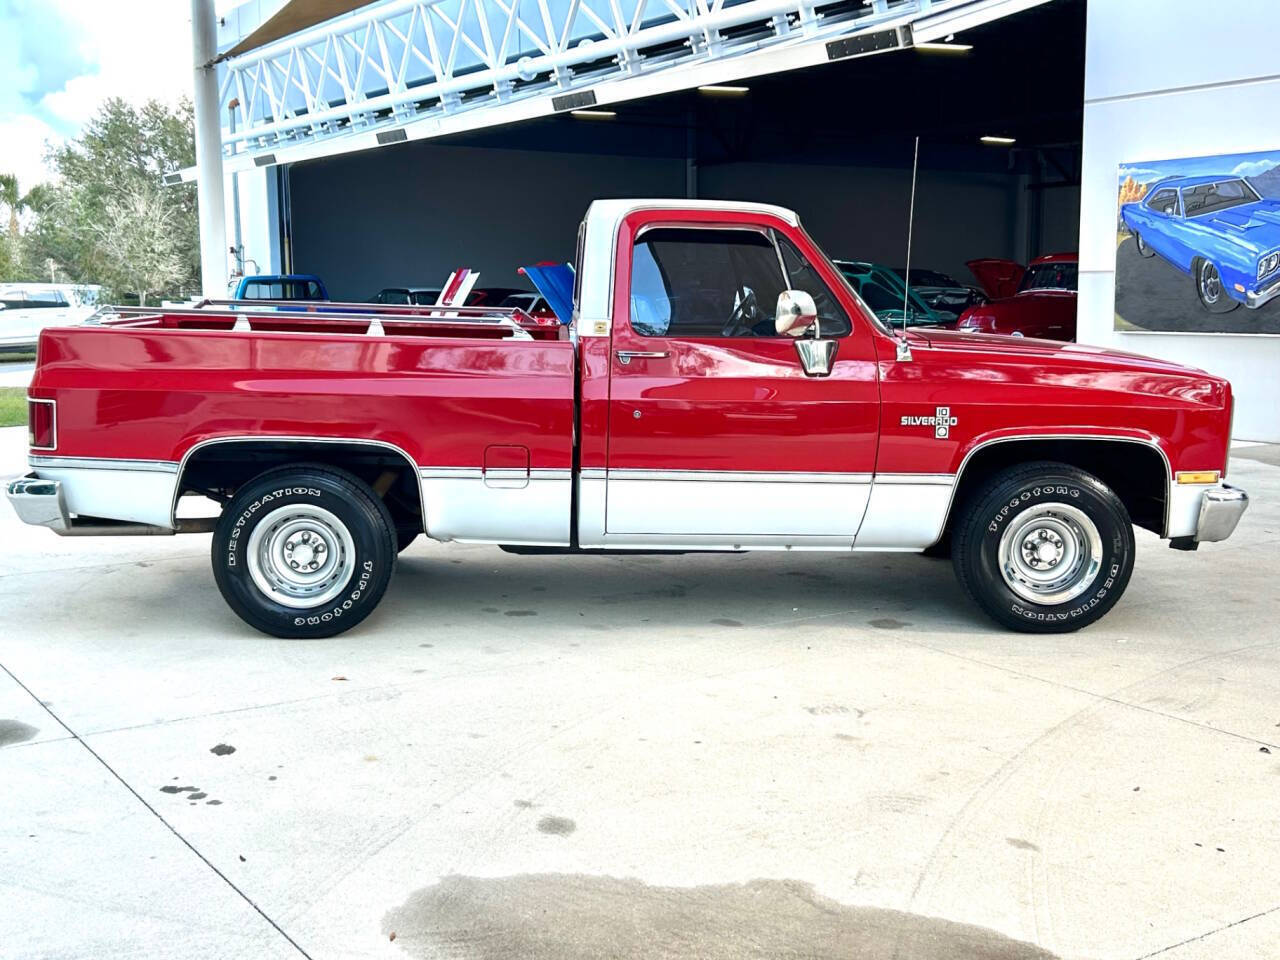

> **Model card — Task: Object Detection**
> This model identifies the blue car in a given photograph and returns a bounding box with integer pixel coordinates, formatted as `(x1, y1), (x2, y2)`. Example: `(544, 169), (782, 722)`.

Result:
(232, 274), (329, 302)
(1121, 175), (1280, 314)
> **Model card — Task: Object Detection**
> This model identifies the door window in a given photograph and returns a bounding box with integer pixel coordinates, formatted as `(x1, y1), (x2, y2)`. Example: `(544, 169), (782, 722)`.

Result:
(776, 236), (852, 336)
(1146, 189), (1180, 216)
(630, 228), (787, 338)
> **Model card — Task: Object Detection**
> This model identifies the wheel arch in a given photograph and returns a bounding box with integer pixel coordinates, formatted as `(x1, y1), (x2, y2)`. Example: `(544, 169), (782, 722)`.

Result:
(940, 435), (1171, 543)
(171, 436), (425, 532)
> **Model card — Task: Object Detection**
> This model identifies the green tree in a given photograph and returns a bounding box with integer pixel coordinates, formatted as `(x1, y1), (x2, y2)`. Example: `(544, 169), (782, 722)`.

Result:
(94, 180), (184, 305)
(24, 97), (199, 300)
(0, 174), (24, 241)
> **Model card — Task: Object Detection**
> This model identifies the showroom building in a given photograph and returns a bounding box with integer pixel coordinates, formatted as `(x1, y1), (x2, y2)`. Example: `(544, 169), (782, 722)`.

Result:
(192, 0), (1280, 440)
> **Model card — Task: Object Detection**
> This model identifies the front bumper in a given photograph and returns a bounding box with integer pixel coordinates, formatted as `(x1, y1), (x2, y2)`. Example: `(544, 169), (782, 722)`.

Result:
(1246, 274), (1280, 309)
(1195, 483), (1249, 542)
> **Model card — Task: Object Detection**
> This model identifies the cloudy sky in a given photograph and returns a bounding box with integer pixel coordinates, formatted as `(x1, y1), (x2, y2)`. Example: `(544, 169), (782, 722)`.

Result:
(0, 0), (211, 192)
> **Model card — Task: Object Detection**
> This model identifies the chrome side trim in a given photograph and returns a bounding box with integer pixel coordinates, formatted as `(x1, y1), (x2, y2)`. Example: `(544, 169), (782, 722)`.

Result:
(418, 466), (572, 481)
(872, 473), (954, 485)
(170, 435), (427, 529)
(31, 455), (179, 473)
(946, 434), (1174, 538)
(595, 469), (875, 483)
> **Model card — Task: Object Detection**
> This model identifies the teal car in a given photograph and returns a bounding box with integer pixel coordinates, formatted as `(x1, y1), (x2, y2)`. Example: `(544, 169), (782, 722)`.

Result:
(833, 259), (958, 328)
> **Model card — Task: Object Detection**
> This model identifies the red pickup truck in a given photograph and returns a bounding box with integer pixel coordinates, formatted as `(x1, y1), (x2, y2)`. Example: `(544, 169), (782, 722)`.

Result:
(7, 199), (1248, 638)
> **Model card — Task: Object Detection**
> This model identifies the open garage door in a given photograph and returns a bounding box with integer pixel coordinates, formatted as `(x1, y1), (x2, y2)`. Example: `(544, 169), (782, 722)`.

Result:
(190, 0), (1055, 180)
(279, 0), (1082, 309)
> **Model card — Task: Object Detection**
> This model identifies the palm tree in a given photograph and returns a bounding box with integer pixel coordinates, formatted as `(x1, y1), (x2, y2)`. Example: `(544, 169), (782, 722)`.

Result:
(0, 174), (23, 241)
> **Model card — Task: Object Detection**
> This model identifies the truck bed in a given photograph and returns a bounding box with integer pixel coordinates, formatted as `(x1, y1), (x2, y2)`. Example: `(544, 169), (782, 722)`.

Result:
(29, 302), (577, 470)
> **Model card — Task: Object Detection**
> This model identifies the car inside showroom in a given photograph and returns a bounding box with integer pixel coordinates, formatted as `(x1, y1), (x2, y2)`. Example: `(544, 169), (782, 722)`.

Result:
(1, 1), (1278, 959)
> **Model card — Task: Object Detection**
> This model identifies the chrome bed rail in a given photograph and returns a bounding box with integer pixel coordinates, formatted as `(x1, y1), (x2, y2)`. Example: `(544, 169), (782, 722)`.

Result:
(88, 300), (536, 339)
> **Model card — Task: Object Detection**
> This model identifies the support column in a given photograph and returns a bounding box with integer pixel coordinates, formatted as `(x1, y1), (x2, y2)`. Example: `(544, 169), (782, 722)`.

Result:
(192, 0), (228, 297)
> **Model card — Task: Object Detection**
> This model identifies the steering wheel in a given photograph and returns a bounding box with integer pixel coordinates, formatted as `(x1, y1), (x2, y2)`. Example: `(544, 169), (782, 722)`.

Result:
(721, 286), (760, 337)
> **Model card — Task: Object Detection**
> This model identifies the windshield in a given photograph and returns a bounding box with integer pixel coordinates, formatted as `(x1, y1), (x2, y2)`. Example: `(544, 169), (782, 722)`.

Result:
(1018, 261), (1077, 293)
(892, 268), (958, 288)
(836, 261), (946, 326)
(1182, 179), (1260, 218)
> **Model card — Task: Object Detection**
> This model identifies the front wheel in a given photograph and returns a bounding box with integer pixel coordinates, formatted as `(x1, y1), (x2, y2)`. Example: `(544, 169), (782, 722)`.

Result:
(212, 465), (396, 638)
(1195, 258), (1240, 314)
(951, 462), (1135, 633)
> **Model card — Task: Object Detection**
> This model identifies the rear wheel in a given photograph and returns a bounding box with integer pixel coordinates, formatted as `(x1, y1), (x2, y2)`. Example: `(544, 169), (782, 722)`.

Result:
(1194, 258), (1239, 314)
(1133, 231), (1155, 258)
(212, 465), (396, 638)
(952, 462), (1135, 632)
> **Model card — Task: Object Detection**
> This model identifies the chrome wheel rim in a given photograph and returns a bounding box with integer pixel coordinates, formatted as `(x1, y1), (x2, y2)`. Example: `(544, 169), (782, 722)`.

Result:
(997, 502), (1103, 605)
(1199, 261), (1222, 304)
(246, 504), (356, 609)
(1135, 233), (1145, 253)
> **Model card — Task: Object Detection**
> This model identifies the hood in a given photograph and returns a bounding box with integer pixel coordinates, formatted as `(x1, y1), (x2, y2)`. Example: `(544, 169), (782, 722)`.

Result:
(966, 258), (1024, 299)
(910, 328), (1208, 373)
(1199, 200), (1280, 252)
(518, 262), (575, 325)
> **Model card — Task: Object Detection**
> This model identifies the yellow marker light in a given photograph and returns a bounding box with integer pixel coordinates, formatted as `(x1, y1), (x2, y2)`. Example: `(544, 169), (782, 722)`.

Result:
(1176, 470), (1221, 485)
(1234, 283), (1246, 293)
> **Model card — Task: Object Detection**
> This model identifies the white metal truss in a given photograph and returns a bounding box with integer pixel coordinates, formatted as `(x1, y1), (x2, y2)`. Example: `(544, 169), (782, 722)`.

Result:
(193, 0), (1043, 176)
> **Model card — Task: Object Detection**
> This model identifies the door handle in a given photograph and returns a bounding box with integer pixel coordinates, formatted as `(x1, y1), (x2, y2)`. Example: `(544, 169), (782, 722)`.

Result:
(616, 350), (670, 364)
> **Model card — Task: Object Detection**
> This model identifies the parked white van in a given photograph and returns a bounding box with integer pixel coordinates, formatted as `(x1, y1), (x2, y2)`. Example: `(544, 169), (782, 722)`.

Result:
(0, 283), (101, 354)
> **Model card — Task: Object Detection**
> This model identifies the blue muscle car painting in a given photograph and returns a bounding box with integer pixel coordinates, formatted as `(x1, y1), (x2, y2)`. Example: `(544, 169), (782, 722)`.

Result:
(1115, 148), (1280, 334)
(1121, 176), (1280, 313)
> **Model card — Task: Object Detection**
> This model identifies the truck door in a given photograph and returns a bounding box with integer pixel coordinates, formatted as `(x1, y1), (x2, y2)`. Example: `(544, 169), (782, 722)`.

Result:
(602, 215), (880, 547)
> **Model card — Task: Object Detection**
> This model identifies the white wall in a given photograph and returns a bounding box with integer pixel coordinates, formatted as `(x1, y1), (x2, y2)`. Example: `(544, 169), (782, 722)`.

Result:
(1080, 0), (1280, 441)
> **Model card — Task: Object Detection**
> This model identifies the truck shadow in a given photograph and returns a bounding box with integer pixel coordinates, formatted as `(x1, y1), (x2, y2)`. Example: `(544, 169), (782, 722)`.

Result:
(382, 873), (1057, 959)
(388, 545), (989, 634)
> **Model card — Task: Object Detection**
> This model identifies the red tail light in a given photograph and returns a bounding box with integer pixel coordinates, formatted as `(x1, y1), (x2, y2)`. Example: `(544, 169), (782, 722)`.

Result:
(28, 398), (56, 450)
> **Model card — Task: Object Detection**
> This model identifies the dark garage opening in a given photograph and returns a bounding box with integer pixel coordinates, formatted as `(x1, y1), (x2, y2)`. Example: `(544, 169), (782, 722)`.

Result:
(285, 0), (1084, 303)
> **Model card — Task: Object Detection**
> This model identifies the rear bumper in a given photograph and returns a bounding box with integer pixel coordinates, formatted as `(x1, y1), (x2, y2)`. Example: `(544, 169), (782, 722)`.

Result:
(1195, 483), (1248, 542)
(5, 473), (197, 536)
(6, 474), (70, 531)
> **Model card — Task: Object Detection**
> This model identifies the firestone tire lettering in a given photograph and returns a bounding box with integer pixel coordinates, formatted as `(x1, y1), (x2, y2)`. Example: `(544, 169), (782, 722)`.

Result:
(952, 461), (1135, 634)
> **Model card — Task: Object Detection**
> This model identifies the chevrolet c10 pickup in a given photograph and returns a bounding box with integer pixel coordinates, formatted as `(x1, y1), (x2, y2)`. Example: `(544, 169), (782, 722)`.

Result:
(6, 199), (1249, 638)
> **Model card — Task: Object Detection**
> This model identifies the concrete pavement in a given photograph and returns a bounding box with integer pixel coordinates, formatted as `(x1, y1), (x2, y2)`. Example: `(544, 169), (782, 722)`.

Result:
(2, 424), (1278, 960)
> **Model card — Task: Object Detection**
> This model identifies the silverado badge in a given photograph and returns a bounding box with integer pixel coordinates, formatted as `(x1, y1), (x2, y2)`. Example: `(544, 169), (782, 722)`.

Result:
(901, 406), (959, 439)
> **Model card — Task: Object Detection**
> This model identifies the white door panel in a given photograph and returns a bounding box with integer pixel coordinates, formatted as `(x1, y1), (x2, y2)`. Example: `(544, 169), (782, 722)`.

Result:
(605, 474), (869, 542)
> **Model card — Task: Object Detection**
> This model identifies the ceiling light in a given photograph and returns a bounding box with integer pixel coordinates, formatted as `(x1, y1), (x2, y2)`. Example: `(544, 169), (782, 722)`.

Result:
(698, 84), (750, 95)
(915, 41), (973, 53)
(570, 109), (617, 119)
(980, 135), (1016, 145)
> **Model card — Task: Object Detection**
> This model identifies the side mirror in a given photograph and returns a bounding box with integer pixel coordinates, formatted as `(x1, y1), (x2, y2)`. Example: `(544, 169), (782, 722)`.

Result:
(776, 290), (836, 376)
(775, 289), (818, 337)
